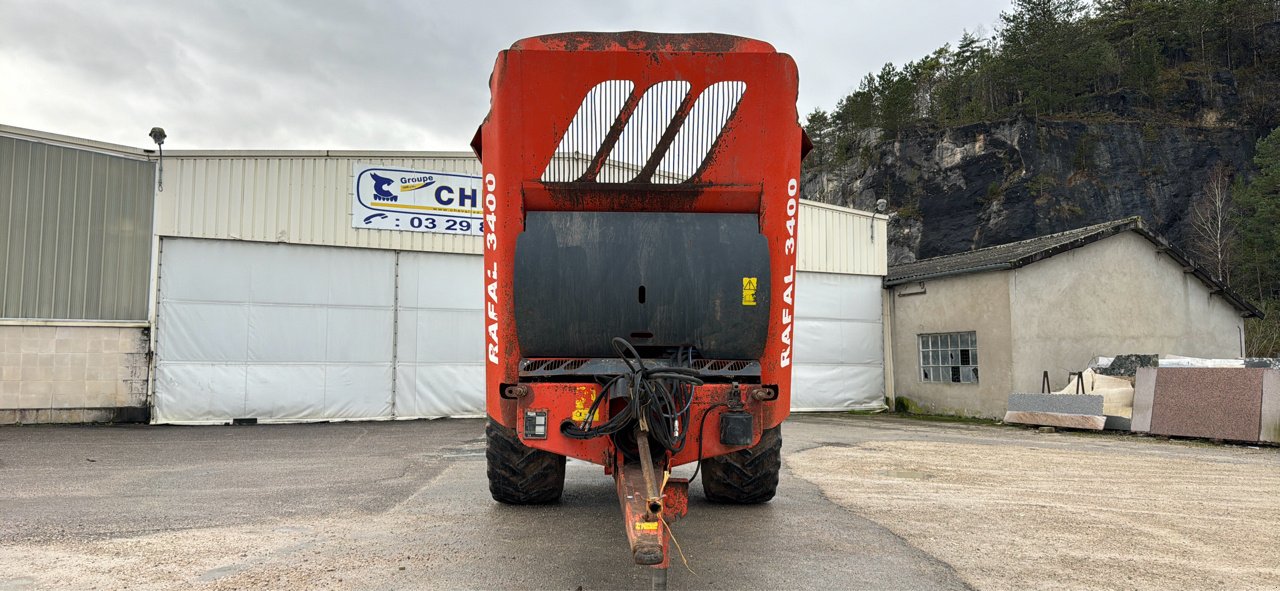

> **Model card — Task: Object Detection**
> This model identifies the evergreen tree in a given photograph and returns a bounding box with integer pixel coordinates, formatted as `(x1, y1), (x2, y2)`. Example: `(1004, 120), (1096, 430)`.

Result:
(803, 108), (835, 166)
(875, 64), (916, 134)
(800, 0), (1280, 182)
(1233, 127), (1280, 301)
(997, 0), (1113, 114)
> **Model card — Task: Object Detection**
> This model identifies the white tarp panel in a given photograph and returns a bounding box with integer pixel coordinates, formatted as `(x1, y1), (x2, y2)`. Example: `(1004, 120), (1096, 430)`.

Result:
(155, 241), (885, 422)
(394, 251), (486, 418)
(792, 272), (886, 411)
(390, 265), (888, 416)
(155, 239), (397, 423)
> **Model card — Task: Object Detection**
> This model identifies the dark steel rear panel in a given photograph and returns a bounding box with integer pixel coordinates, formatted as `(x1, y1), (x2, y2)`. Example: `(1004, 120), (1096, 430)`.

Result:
(514, 211), (770, 358)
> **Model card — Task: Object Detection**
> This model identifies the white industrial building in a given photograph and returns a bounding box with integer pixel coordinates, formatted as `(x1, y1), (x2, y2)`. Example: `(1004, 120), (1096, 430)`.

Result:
(0, 124), (890, 424)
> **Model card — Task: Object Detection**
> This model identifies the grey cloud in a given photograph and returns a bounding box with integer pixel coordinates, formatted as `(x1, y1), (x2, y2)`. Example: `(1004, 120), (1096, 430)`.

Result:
(0, 0), (1011, 150)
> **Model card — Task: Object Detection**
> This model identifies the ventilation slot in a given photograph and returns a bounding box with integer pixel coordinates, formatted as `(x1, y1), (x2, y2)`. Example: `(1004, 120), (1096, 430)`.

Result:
(598, 81), (690, 183)
(655, 81), (746, 183)
(692, 359), (751, 372)
(521, 358), (589, 373)
(542, 80), (634, 182)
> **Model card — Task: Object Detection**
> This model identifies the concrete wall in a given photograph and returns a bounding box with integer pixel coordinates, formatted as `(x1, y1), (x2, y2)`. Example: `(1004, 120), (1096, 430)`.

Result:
(1009, 232), (1245, 393)
(888, 271), (1014, 418)
(0, 325), (149, 424)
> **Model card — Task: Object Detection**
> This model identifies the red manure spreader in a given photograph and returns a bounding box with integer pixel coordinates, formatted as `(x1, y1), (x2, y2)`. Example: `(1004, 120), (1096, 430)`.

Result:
(471, 31), (809, 588)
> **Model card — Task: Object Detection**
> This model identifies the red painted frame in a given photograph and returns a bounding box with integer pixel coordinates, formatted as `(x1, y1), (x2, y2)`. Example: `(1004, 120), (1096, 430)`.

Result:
(473, 32), (808, 467)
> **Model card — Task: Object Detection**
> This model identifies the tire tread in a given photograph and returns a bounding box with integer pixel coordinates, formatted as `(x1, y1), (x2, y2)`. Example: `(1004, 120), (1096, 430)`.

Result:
(486, 419), (566, 504)
(700, 425), (782, 504)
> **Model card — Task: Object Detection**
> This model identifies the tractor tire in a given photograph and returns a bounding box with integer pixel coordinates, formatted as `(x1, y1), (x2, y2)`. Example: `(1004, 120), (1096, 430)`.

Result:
(700, 425), (782, 504)
(486, 419), (566, 504)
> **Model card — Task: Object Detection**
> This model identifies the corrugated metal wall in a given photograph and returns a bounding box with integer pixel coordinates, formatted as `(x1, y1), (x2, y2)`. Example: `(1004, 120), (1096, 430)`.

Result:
(798, 201), (888, 277)
(0, 134), (155, 320)
(157, 152), (483, 255)
(158, 152), (886, 276)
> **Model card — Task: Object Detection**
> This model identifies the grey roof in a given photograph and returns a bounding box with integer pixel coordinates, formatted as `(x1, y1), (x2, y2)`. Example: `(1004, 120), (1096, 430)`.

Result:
(885, 217), (1262, 318)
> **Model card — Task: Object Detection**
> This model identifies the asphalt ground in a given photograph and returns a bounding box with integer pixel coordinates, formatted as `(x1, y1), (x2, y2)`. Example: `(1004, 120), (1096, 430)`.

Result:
(2, 414), (1276, 590)
(0, 415), (965, 590)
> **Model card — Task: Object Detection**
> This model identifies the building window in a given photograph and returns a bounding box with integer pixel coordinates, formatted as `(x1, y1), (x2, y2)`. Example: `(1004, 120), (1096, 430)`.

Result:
(919, 332), (978, 383)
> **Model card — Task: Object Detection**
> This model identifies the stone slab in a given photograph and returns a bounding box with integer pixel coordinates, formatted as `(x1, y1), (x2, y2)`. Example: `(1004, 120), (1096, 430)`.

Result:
(1261, 370), (1280, 444)
(1004, 411), (1106, 430)
(1103, 415), (1132, 431)
(1008, 393), (1104, 415)
(1149, 368), (1263, 442)
(1131, 367), (1156, 433)
(1095, 354), (1158, 377)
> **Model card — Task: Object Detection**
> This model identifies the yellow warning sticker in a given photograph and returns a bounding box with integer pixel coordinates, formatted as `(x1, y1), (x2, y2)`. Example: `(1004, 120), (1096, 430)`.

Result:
(635, 522), (660, 531)
(571, 386), (602, 423)
(742, 277), (758, 306)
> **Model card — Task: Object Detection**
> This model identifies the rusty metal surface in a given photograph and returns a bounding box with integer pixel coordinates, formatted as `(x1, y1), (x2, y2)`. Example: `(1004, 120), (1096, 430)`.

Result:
(511, 31), (774, 53)
(514, 382), (769, 467)
(661, 477), (690, 523)
(616, 461), (666, 566)
(480, 34), (805, 440)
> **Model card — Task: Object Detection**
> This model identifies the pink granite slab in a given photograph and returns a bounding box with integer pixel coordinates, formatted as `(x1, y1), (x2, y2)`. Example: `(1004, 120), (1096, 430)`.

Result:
(1149, 368), (1263, 442)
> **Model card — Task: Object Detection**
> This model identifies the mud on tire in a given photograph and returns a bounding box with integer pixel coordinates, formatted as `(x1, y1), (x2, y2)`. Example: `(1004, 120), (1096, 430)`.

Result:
(486, 419), (566, 504)
(700, 425), (782, 504)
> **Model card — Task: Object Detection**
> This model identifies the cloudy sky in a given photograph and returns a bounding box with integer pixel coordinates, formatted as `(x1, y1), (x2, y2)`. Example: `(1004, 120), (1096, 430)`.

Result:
(0, 0), (1011, 151)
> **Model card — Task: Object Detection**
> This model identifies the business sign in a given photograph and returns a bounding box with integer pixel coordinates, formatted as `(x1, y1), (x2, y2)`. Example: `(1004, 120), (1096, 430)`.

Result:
(352, 165), (483, 235)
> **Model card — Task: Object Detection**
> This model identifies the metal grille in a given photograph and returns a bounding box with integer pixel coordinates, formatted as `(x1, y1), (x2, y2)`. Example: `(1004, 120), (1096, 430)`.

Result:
(655, 81), (746, 183)
(691, 359), (752, 372)
(540, 80), (747, 185)
(541, 80), (633, 182)
(597, 81), (690, 183)
(521, 358), (589, 372)
(519, 357), (759, 378)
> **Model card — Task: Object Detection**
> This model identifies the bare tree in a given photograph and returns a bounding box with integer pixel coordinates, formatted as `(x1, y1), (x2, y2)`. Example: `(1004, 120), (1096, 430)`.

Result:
(1190, 163), (1236, 284)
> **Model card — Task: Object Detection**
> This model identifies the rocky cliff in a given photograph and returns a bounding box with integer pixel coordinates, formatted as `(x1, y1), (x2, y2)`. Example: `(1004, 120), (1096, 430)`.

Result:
(801, 117), (1264, 264)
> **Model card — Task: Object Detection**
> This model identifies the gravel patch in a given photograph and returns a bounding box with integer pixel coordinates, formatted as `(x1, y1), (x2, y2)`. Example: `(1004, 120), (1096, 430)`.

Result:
(788, 438), (1280, 590)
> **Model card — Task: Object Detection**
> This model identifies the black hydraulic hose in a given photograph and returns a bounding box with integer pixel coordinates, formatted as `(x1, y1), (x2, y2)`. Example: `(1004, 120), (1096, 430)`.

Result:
(688, 401), (730, 484)
(561, 338), (703, 455)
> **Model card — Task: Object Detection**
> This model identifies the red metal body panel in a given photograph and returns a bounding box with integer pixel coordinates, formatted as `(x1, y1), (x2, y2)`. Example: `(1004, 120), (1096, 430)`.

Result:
(475, 32), (806, 466)
(514, 382), (768, 465)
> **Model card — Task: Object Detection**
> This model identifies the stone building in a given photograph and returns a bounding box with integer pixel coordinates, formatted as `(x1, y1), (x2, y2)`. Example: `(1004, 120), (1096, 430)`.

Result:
(884, 217), (1261, 418)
